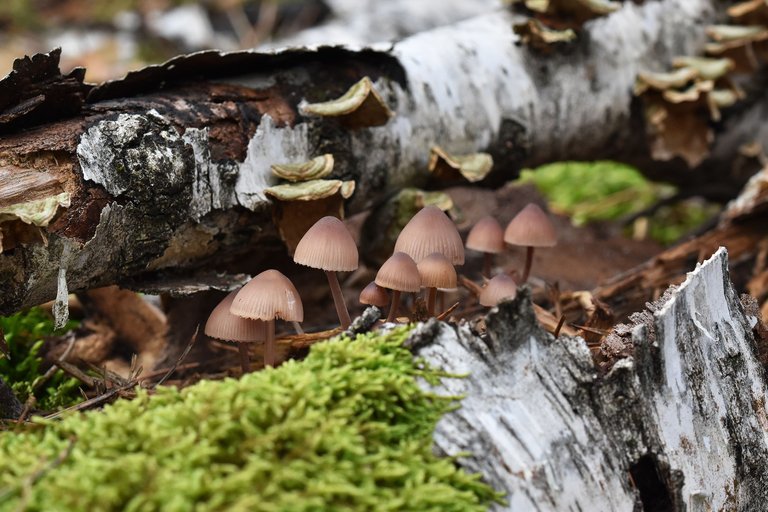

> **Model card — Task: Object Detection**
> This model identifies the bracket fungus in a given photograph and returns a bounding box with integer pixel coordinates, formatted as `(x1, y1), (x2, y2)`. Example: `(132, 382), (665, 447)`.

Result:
(504, 203), (557, 283)
(634, 58), (743, 167)
(205, 290), (266, 374)
(265, 179), (355, 254)
(231, 270), (303, 368)
(513, 19), (577, 52)
(301, 76), (394, 129)
(394, 205), (464, 265)
(417, 253), (457, 316)
(294, 216), (359, 329)
(705, 25), (768, 72)
(427, 146), (493, 185)
(466, 216), (505, 279)
(271, 154), (335, 182)
(375, 252), (421, 323)
(509, 0), (620, 31)
(478, 273), (518, 307)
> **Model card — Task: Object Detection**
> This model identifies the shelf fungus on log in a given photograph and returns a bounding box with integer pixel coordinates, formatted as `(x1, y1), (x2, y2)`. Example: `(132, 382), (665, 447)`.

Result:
(265, 179), (355, 254)
(301, 76), (394, 129)
(427, 146), (493, 185)
(271, 154), (334, 182)
(634, 59), (742, 167)
(509, 0), (620, 29)
(705, 25), (768, 72)
(512, 19), (576, 52)
(410, 248), (768, 510)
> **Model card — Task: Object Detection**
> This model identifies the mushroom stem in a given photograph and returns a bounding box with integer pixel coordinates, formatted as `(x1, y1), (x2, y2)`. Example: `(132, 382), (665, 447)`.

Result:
(386, 290), (401, 323)
(325, 270), (351, 329)
(238, 344), (250, 375)
(426, 287), (437, 316)
(522, 246), (534, 283)
(264, 319), (276, 367)
(438, 291), (445, 314)
(482, 252), (493, 279)
(292, 321), (304, 335)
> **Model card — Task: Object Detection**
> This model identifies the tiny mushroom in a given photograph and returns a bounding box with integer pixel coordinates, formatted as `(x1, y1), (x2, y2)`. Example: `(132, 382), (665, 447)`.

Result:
(394, 205), (464, 265)
(231, 270), (303, 368)
(503, 203), (557, 283)
(417, 253), (457, 316)
(465, 216), (505, 278)
(359, 281), (390, 309)
(479, 274), (518, 307)
(294, 216), (358, 329)
(205, 290), (266, 374)
(375, 252), (421, 323)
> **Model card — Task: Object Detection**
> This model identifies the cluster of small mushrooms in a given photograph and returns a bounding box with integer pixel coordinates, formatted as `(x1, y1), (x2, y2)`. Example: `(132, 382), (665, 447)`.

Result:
(205, 203), (557, 372)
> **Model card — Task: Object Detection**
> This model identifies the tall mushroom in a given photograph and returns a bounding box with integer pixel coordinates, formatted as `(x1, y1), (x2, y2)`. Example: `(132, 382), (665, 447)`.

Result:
(503, 203), (557, 283)
(375, 252), (421, 323)
(417, 253), (457, 316)
(205, 290), (266, 374)
(230, 270), (303, 368)
(479, 274), (518, 307)
(466, 216), (505, 278)
(394, 205), (465, 265)
(294, 216), (358, 329)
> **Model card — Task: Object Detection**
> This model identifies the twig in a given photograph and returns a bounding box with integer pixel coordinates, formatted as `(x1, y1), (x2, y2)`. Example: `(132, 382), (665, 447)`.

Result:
(436, 302), (460, 320)
(15, 396), (35, 426)
(554, 315), (566, 338)
(153, 326), (198, 388)
(44, 384), (131, 420)
(55, 361), (96, 388)
(459, 275), (482, 296)
(32, 332), (76, 393)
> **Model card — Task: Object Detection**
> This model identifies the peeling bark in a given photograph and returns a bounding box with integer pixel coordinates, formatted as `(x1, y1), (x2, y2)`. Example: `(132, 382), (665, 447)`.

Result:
(410, 248), (768, 510)
(0, 0), (765, 314)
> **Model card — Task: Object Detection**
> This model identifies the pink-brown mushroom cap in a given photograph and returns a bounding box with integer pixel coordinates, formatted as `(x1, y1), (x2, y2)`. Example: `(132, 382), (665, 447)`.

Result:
(205, 290), (267, 342)
(359, 281), (390, 307)
(394, 205), (465, 264)
(417, 253), (457, 289)
(466, 216), (505, 254)
(231, 269), (304, 322)
(375, 252), (421, 292)
(503, 203), (557, 247)
(294, 216), (359, 272)
(479, 274), (518, 307)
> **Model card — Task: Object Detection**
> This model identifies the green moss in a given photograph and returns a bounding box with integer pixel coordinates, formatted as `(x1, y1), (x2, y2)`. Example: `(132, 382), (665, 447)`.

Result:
(518, 161), (719, 245)
(0, 327), (501, 511)
(0, 308), (81, 411)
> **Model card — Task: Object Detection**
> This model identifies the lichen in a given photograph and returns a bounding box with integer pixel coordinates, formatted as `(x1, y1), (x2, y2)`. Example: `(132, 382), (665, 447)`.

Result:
(0, 327), (501, 511)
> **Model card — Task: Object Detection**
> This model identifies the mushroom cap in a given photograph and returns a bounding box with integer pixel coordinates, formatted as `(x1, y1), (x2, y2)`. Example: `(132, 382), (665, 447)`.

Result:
(294, 216), (359, 272)
(375, 252), (422, 292)
(231, 269), (304, 322)
(205, 290), (267, 342)
(503, 203), (557, 248)
(479, 274), (518, 307)
(417, 253), (457, 289)
(359, 281), (390, 307)
(466, 216), (505, 254)
(394, 206), (465, 265)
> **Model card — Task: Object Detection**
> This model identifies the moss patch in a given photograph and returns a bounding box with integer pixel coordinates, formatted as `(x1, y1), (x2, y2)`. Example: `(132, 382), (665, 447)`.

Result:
(0, 308), (81, 411)
(0, 327), (500, 511)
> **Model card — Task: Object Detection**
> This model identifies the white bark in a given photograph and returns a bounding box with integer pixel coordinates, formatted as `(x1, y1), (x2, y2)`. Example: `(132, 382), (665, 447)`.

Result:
(411, 248), (768, 510)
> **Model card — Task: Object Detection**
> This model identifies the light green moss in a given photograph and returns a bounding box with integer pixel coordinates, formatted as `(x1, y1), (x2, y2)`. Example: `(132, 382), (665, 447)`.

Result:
(0, 327), (500, 511)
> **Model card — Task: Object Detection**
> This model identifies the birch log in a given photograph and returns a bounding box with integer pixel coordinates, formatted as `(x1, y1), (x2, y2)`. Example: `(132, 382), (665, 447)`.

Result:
(0, 0), (765, 315)
(410, 248), (768, 510)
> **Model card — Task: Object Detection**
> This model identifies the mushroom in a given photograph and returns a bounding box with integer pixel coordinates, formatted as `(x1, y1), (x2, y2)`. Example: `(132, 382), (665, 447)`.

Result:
(479, 274), (518, 307)
(465, 216), (505, 278)
(294, 216), (358, 329)
(205, 290), (267, 374)
(417, 253), (457, 316)
(375, 252), (421, 323)
(359, 281), (390, 309)
(394, 205), (464, 265)
(503, 203), (557, 283)
(230, 270), (303, 368)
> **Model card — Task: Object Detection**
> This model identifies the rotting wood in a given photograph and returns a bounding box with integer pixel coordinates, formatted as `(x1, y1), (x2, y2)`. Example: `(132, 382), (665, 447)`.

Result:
(410, 248), (768, 510)
(0, 1), (766, 316)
